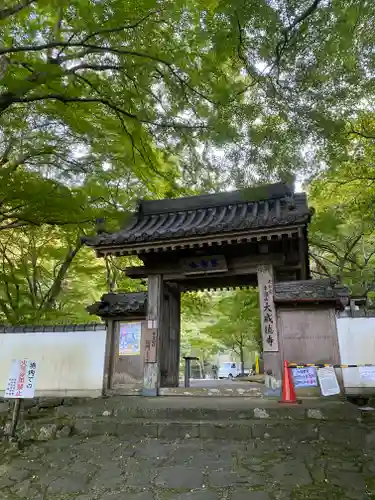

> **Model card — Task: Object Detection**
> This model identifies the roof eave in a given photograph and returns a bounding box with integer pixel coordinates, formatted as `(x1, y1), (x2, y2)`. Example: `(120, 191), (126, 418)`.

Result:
(274, 297), (346, 309)
(92, 222), (309, 256)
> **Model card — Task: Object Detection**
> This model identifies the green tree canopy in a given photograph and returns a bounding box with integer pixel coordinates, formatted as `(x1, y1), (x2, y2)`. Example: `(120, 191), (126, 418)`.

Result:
(2, 0), (375, 201)
(2, 0), (375, 322)
(307, 116), (375, 301)
(203, 289), (261, 371)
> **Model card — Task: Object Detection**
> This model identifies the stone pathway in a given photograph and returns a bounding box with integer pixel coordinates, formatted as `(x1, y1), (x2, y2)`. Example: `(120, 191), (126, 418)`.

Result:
(0, 433), (373, 499)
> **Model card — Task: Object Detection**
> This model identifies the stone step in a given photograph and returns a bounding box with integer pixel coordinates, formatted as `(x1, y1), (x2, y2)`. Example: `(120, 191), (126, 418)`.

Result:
(75, 417), (365, 443)
(52, 398), (360, 423)
(1, 397), (365, 444)
(159, 386), (263, 397)
(10, 416), (368, 446)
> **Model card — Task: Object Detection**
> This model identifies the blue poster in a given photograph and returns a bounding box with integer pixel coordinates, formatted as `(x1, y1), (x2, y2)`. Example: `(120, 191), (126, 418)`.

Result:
(119, 322), (141, 356)
(292, 367), (318, 388)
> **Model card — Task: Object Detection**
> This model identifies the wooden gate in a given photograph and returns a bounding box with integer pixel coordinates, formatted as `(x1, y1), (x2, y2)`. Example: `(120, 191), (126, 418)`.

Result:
(277, 306), (340, 365)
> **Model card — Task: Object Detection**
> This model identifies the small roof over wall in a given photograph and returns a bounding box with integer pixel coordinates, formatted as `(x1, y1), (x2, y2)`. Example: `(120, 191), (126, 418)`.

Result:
(84, 182), (313, 256)
(0, 324), (105, 333)
(87, 278), (350, 320)
(87, 292), (147, 318)
(274, 279), (350, 306)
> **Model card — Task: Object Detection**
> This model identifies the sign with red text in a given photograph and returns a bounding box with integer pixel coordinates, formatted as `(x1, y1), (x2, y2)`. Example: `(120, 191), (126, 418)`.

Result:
(292, 367), (318, 388)
(5, 359), (37, 398)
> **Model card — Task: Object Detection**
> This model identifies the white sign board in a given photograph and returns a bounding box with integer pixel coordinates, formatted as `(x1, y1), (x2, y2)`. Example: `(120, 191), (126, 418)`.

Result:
(5, 359), (37, 398)
(292, 367), (318, 388)
(359, 366), (375, 382)
(317, 367), (340, 397)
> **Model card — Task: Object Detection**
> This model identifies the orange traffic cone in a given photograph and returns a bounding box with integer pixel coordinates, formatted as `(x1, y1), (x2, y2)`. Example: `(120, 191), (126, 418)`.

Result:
(279, 360), (298, 404)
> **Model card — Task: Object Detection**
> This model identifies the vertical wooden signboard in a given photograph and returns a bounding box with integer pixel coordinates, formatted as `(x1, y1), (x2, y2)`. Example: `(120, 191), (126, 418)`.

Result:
(143, 275), (163, 396)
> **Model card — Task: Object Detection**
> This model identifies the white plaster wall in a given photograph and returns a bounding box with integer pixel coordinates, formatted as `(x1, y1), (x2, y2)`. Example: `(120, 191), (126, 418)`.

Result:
(337, 316), (375, 391)
(0, 329), (107, 397)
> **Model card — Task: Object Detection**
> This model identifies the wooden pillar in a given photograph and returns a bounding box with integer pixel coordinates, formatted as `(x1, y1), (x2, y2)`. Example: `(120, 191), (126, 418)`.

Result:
(160, 293), (170, 387)
(143, 275), (164, 396)
(102, 319), (115, 395)
(257, 264), (282, 389)
(159, 289), (181, 387)
(168, 289), (181, 387)
(299, 227), (309, 280)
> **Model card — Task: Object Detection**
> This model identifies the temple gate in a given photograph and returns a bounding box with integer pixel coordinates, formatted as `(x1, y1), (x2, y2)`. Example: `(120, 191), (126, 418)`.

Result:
(86, 182), (348, 396)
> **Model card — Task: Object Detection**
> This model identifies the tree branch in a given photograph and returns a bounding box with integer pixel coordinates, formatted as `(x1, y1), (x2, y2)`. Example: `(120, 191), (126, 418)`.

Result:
(0, 147), (55, 171)
(0, 0), (37, 21)
(309, 253), (333, 279)
(81, 10), (163, 43)
(0, 41), (171, 59)
(236, 14), (252, 77)
(285, 0), (323, 32)
(1, 39), (216, 102)
(39, 237), (83, 311)
(274, 0), (323, 71)
(348, 129), (375, 140)
(69, 63), (126, 72)
(1, 39), (217, 108)
(342, 233), (363, 266)
(0, 221), (29, 231)
(1, 253), (15, 311)
(0, 139), (14, 165)
(310, 248), (355, 273)
(47, 4), (64, 61)
(310, 238), (344, 262)
(1, 92), (207, 129)
(0, 298), (13, 322)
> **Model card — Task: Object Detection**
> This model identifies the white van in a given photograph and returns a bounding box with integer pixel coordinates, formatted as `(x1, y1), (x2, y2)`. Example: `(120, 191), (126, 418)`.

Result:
(218, 362), (240, 380)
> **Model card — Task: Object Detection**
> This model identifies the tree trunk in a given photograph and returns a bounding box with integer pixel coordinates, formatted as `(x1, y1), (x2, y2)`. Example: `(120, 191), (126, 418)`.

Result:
(240, 344), (245, 374)
(39, 238), (83, 312)
(199, 356), (205, 379)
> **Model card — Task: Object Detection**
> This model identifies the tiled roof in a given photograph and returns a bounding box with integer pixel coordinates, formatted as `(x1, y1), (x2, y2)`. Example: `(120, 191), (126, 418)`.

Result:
(274, 279), (350, 303)
(84, 182), (312, 252)
(0, 324), (105, 333)
(87, 280), (349, 318)
(87, 292), (147, 318)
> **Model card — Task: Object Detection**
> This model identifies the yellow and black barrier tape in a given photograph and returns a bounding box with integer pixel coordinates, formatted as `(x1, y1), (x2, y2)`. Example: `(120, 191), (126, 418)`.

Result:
(288, 363), (375, 368)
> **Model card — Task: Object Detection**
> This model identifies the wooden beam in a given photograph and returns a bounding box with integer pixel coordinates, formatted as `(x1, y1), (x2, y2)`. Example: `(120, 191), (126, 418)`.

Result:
(126, 254), (286, 279)
(177, 274), (258, 291)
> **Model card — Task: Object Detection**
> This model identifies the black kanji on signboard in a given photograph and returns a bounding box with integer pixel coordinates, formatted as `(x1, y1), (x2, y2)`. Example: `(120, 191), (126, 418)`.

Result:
(266, 334), (274, 346)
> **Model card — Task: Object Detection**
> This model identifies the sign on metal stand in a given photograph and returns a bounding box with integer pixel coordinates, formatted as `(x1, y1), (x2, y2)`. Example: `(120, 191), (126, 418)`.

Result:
(317, 366), (340, 397)
(5, 359), (37, 438)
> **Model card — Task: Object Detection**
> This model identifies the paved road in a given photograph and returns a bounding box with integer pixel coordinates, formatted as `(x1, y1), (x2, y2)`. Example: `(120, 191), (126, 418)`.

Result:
(0, 432), (372, 499)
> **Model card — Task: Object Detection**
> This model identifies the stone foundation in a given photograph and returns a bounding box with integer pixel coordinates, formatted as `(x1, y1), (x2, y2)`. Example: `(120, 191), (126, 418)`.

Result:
(1, 396), (373, 446)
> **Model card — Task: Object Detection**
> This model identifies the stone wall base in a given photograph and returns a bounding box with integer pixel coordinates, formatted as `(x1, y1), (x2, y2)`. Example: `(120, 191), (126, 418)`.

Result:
(1, 395), (374, 446)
